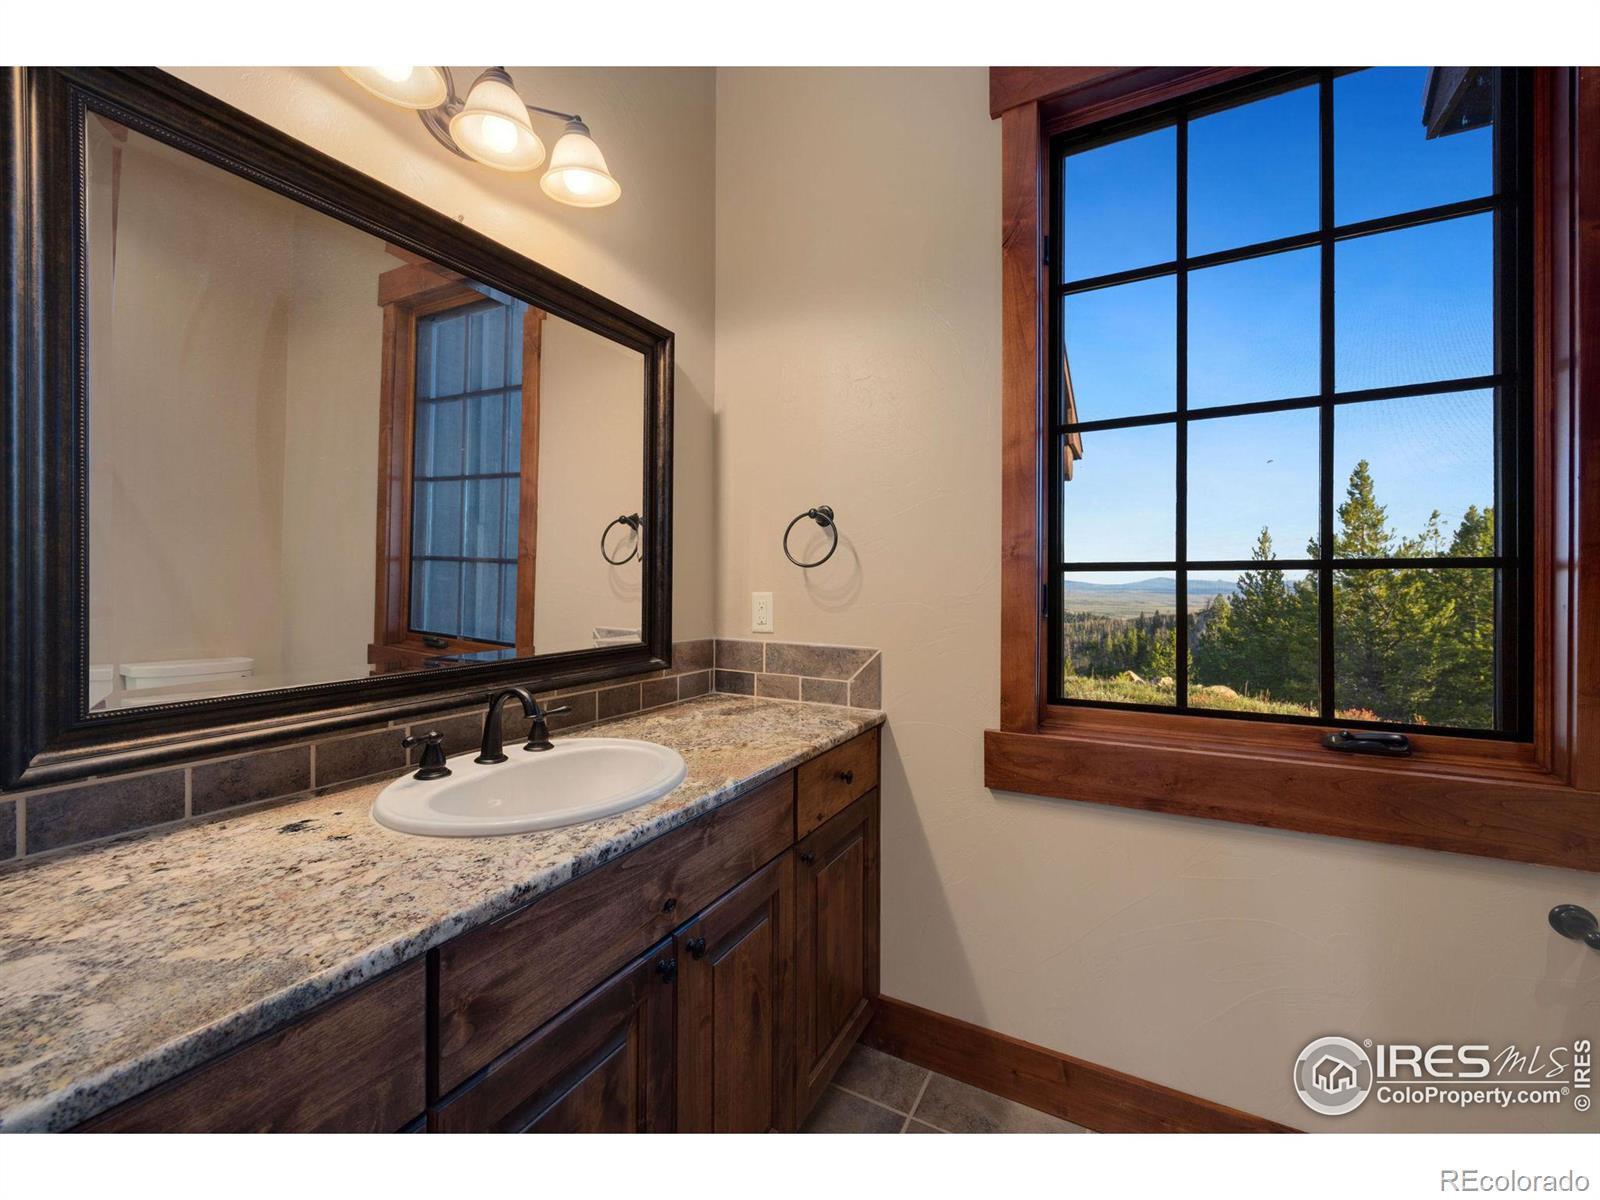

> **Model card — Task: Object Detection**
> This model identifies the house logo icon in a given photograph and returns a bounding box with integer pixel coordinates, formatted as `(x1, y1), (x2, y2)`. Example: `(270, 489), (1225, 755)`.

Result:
(1294, 1036), (1374, 1116)
(1313, 1054), (1358, 1093)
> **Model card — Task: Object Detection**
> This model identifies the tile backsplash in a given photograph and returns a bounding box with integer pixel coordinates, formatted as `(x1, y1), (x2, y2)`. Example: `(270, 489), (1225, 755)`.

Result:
(712, 639), (882, 709)
(0, 637), (880, 867)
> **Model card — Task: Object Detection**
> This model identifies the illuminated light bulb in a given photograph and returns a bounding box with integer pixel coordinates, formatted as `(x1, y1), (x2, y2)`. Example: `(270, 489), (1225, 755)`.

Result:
(375, 66), (414, 83)
(478, 113), (520, 155)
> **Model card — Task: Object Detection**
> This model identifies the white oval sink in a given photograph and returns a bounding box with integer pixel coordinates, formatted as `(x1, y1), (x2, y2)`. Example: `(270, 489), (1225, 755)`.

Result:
(372, 738), (687, 837)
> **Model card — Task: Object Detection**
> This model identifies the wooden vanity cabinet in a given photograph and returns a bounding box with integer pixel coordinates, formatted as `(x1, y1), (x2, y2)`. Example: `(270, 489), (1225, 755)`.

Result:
(434, 772), (795, 1094)
(794, 790), (880, 1117)
(675, 853), (797, 1132)
(73, 727), (883, 1134)
(430, 941), (677, 1133)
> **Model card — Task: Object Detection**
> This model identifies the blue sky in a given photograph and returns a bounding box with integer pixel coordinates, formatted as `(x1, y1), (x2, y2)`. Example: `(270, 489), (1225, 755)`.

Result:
(1058, 68), (1497, 584)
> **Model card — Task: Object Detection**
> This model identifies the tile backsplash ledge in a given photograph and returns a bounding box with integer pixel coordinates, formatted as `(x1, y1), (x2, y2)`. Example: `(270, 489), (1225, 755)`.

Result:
(0, 639), (880, 866)
(712, 640), (882, 709)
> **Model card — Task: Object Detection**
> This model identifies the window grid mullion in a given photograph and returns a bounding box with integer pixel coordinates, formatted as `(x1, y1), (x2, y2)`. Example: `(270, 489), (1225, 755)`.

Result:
(1317, 70), (1337, 721)
(1174, 114), (1190, 711)
(1061, 557), (1510, 572)
(1058, 191), (1502, 298)
(1057, 372), (1510, 437)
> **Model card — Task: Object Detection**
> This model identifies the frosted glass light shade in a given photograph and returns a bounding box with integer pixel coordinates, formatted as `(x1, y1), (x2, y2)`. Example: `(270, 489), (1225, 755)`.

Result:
(540, 120), (621, 207)
(450, 68), (545, 172)
(340, 67), (448, 110)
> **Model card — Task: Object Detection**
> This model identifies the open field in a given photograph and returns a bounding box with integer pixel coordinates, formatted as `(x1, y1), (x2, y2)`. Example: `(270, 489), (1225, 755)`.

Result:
(1061, 674), (1323, 717)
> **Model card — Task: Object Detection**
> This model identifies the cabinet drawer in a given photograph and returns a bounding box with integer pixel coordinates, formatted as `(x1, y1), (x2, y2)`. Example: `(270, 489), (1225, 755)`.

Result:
(82, 960), (425, 1132)
(796, 727), (879, 838)
(431, 940), (675, 1133)
(436, 773), (795, 1094)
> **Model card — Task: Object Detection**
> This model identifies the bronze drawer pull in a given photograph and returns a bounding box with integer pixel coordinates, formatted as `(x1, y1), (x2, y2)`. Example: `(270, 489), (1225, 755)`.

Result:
(686, 936), (707, 960)
(838, 768), (854, 784)
(798, 850), (816, 864)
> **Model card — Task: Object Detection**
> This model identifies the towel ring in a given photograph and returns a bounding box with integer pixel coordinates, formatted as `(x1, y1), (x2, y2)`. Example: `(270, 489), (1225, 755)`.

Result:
(601, 513), (643, 565)
(784, 505), (838, 568)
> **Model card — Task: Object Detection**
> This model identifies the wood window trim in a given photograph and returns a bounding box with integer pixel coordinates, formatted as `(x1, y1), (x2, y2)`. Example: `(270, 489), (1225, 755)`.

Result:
(371, 250), (545, 668)
(987, 66), (1600, 872)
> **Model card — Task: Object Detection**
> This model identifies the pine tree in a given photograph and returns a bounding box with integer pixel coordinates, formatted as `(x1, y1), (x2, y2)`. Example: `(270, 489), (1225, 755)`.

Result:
(1333, 459), (1403, 717)
(1191, 527), (1316, 704)
(1414, 505), (1495, 727)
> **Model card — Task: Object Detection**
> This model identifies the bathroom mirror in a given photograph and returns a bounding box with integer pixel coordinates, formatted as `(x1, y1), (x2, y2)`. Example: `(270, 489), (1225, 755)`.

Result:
(1, 68), (673, 787)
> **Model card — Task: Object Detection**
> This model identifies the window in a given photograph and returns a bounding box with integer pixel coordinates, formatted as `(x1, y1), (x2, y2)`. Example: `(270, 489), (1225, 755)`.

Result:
(987, 67), (1599, 872)
(372, 251), (544, 666)
(1049, 69), (1530, 737)
(409, 299), (526, 648)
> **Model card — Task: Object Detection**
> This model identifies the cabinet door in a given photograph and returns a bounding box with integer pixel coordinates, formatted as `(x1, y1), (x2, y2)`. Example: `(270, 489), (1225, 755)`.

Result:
(430, 940), (676, 1133)
(795, 790), (880, 1119)
(676, 853), (797, 1132)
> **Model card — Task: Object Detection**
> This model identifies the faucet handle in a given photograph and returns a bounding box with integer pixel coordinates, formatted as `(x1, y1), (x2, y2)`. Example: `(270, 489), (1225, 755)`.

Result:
(524, 703), (571, 753)
(402, 730), (452, 780)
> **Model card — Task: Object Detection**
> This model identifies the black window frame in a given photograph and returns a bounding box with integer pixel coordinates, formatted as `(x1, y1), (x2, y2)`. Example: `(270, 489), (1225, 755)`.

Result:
(1045, 66), (1535, 740)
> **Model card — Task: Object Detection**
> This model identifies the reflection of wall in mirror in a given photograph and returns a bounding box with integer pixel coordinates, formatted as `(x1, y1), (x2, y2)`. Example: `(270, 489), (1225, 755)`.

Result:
(85, 116), (388, 703)
(533, 318), (647, 654)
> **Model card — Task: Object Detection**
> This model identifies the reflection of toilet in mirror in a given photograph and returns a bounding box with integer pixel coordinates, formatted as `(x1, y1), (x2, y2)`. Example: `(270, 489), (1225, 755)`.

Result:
(98, 657), (257, 709)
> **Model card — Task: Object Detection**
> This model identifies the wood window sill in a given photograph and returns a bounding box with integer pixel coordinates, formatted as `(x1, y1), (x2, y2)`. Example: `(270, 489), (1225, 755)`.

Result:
(984, 723), (1598, 872)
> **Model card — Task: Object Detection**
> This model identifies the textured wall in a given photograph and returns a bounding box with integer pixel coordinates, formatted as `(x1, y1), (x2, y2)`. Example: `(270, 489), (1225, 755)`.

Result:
(712, 66), (1599, 1132)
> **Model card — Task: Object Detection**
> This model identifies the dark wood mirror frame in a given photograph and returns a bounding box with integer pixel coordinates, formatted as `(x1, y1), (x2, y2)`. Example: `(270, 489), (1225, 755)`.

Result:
(0, 66), (675, 790)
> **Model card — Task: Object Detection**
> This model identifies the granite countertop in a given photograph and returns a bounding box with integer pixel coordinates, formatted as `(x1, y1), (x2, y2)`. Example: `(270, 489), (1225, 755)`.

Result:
(0, 694), (884, 1132)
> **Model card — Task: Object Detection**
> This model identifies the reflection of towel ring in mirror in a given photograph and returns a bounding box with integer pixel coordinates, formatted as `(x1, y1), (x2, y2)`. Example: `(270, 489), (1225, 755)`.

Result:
(783, 505), (838, 568)
(601, 513), (643, 565)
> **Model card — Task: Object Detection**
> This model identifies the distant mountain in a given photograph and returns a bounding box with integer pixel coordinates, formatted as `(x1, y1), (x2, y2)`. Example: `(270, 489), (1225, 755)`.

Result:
(1063, 576), (1236, 596)
(1061, 575), (1236, 618)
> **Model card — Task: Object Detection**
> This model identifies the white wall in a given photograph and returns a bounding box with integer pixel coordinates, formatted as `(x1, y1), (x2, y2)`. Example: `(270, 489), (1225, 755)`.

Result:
(171, 66), (717, 642)
(87, 121), (298, 680)
(534, 315), (647, 653)
(87, 119), (402, 691)
(713, 67), (1600, 1132)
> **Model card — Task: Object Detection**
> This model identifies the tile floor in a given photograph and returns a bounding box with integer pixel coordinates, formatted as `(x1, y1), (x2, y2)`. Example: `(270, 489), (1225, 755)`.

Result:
(801, 1043), (1089, 1134)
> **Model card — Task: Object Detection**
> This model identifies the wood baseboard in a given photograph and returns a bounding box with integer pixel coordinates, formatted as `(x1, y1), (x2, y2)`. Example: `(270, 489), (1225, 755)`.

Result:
(862, 996), (1296, 1133)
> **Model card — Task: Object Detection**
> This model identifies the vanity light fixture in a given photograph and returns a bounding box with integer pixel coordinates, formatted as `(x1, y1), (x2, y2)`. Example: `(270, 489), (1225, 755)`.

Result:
(340, 66), (621, 207)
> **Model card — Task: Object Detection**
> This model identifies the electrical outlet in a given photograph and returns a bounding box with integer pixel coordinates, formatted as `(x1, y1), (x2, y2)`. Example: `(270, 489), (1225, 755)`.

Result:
(751, 591), (774, 634)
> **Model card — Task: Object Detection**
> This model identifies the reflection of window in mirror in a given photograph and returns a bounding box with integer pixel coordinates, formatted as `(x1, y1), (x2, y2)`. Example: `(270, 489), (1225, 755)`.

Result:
(370, 247), (545, 670)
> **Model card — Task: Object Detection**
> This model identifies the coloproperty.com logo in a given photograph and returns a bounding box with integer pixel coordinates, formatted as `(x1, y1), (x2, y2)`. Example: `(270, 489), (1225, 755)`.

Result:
(1293, 1035), (1593, 1116)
